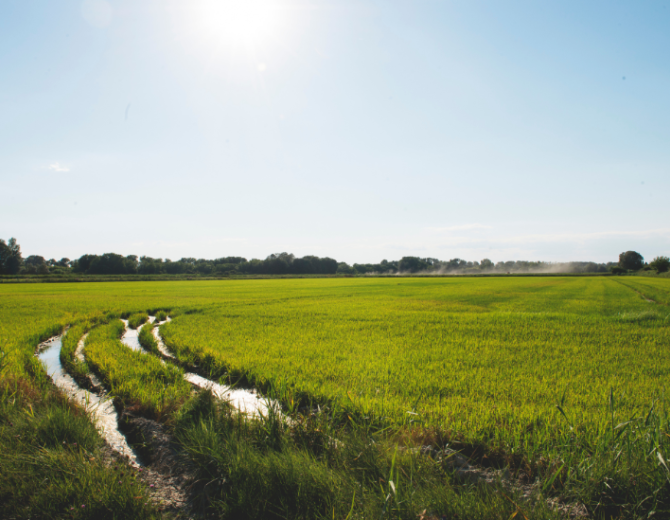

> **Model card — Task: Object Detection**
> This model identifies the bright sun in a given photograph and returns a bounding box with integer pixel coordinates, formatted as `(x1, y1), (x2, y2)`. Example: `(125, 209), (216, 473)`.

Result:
(193, 0), (284, 47)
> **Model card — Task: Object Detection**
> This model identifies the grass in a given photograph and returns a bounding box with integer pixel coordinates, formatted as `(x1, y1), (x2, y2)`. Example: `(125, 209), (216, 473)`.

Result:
(60, 313), (116, 388)
(84, 320), (192, 420)
(158, 278), (670, 447)
(174, 390), (558, 520)
(0, 377), (158, 520)
(127, 312), (149, 330)
(137, 321), (159, 356)
(1, 276), (670, 518)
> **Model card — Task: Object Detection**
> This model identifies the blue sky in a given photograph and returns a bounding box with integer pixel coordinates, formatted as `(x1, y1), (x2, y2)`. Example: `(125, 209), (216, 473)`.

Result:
(2, 0), (669, 264)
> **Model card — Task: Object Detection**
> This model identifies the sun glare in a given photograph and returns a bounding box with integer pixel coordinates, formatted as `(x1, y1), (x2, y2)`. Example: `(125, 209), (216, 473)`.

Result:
(193, 0), (284, 47)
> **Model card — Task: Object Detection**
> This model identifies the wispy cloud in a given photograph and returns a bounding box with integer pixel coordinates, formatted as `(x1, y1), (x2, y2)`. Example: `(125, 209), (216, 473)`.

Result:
(49, 162), (70, 172)
(490, 228), (670, 245)
(426, 224), (493, 232)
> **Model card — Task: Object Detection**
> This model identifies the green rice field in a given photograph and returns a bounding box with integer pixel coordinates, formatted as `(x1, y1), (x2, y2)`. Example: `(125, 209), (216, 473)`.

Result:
(2, 275), (670, 519)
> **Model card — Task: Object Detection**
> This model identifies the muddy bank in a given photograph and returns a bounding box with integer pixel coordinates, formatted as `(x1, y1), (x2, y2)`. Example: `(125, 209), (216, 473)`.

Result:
(120, 412), (192, 514)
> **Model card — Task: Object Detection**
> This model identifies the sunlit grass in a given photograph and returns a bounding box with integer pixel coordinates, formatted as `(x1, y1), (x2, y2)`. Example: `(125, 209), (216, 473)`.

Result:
(127, 312), (148, 330)
(2, 276), (670, 517)
(84, 320), (191, 420)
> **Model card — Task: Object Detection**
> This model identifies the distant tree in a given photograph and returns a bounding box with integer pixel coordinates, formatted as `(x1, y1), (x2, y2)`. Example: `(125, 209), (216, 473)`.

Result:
(138, 256), (165, 274)
(179, 257), (197, 267)
(86, 253), (138, 274)
(619, 251), (644, 271)
(195, 260), (213, 275)
(262, 252), (294, 275)
(72, 254), (98, 273)
(0, 240), (11, 275)
(24, 255), (46, 267)
(336, 262), (355, 275)
(442, 258), (466, 271)
(213, 256), (247, 266)
(315, 257), (338, 274)
(164, 260), (188, 274)
(214, 263), (238, 275)
(291, 257), (314, 274)
(23, 255), (49, 275)
(650, 256), (670, 274)
(480, 258), (494, 270)
(352, 263), (371, 274)
(398, 257), (430, 273)
(0, 238), (23, 274)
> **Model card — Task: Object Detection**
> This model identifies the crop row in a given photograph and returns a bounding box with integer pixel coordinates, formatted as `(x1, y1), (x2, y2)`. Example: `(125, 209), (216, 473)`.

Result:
(84, 320), (191, 420)
(158, 277), (670, 460)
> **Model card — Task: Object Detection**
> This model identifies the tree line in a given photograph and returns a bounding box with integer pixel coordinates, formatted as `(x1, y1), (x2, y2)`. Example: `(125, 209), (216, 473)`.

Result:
(1, 237), (669, 276)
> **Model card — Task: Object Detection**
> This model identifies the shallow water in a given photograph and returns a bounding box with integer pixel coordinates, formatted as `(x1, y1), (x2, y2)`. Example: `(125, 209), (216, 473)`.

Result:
(183, 372), (271, 417)
(37, 335), (141, 466)
(151, 318), (175, 360)
(148, 317), (274, 417)
(120, 318), (149, 351)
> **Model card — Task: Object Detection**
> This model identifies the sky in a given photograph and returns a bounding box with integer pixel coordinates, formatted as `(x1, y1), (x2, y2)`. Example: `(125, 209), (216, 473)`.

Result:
(2, 0), (669, 264)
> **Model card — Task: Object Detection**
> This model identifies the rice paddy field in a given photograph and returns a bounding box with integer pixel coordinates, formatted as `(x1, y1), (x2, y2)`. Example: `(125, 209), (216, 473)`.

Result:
(2, 276), (670, 519)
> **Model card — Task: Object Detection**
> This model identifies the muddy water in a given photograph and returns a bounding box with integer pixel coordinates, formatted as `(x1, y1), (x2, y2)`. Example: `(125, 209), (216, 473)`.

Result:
(37, 335), (141, 466)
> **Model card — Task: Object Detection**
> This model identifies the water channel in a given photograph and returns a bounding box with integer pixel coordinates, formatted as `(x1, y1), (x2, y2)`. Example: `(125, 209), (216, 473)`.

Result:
(37, 335), (141, 466)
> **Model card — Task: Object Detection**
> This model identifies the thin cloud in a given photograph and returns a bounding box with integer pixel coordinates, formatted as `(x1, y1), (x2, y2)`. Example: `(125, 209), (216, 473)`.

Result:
(427, 224), (493, 232)
(493, 228), (670, 245)
(49, 162), (70, 172)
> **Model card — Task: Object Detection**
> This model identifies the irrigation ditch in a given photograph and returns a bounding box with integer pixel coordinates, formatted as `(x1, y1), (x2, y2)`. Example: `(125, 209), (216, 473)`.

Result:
(34, 315), (279, 515)
(34, 314), (589, 518)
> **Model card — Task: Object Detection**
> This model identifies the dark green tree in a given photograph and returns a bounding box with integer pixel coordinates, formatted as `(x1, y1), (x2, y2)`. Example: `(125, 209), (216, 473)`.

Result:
(649, 256), (670, 274)
(138, 256), (165, 274)
(619, 251), (644, 271)
(72, 254), (97, 273)
(23, 255), (48, 275)
(0, 239), (10, 275)
(398, 256), (430, 273)
(336, 262), (355, 275)
(0, 238), (23, 274)
(24, 255), (46, 267)
(480, 258), (494, 270)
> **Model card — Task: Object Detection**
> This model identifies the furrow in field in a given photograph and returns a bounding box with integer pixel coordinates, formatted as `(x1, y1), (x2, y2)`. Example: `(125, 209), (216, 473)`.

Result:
(614, 277), (670, 307)
(123, 316), (273, 417)
(151, 318), (176, 360)
(612, 278), (659, 303)
(36, 334), (140, 466)
(84, 320), (191, 420)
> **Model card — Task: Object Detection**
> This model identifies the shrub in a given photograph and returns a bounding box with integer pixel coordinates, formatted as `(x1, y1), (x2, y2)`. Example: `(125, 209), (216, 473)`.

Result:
(650, 256), (670, 274)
